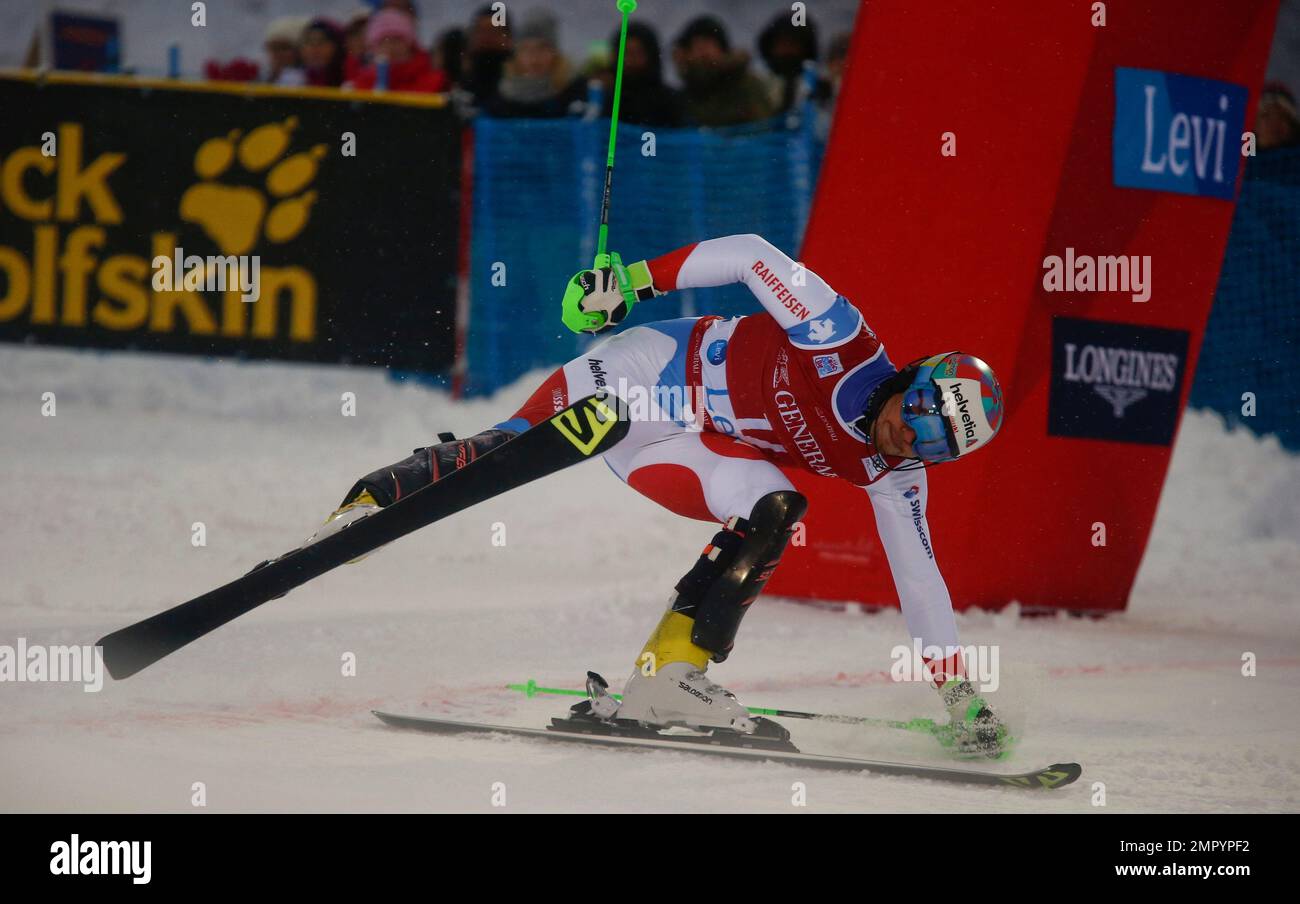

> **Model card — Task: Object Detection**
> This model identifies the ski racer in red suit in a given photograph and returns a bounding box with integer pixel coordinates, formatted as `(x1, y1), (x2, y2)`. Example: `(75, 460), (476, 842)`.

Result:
(325, 234), (1009, 755)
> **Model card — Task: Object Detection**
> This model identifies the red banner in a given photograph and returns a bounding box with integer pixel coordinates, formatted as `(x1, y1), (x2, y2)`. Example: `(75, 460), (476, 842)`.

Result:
(771, 0), (1280, 612)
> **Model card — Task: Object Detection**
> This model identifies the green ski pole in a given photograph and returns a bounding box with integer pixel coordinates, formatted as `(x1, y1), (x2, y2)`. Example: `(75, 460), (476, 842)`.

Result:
(560, 0), (640, 334)
(594, 0), (637, 267)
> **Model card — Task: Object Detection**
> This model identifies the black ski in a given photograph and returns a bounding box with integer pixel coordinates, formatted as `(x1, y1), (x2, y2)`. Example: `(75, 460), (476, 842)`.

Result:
(98, 393), (628, 679)
(372, 710), (1082, 790)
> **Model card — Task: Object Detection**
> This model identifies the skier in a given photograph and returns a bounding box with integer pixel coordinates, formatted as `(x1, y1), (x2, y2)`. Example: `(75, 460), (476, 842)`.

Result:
(323, 233), (1008, 755)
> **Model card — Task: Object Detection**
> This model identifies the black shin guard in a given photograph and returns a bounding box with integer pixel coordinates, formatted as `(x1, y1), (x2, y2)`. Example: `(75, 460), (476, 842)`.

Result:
(340, 428), (517, 508)
(669, 490), (808, 662)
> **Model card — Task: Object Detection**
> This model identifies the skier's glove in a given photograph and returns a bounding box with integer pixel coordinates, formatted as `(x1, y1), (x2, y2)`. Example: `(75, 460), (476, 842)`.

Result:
(937, 678), (1011, 759)
(561, 254), (658, 334)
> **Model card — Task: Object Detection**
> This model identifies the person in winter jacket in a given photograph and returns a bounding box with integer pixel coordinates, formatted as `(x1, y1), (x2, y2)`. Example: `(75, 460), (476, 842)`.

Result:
(351, 9), (447, 94)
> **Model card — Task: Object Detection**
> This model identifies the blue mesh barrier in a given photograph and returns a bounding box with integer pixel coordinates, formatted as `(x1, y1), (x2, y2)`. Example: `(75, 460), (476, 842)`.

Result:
(465, 111), (823, 395)
(463, 117), (1297, 454)
(1190, 147), (1300, 451)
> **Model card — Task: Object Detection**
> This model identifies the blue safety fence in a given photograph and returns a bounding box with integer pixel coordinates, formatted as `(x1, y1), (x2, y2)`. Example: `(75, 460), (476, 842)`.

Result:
(463, 113), (1298, 454)
(1189, 147), (1300, 451)
(464, 109), (823, 395)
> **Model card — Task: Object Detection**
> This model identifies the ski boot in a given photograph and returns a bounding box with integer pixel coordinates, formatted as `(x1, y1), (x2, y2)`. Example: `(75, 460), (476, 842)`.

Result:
(611, 659), (757, 733)
(558, 491), (807, 750)
(936, 678), (1012, 759)
(557, 669), (795, 752)
(310, 427), (518, 559)
(247, 427), (518, 587)
(303, 488), (381, 559)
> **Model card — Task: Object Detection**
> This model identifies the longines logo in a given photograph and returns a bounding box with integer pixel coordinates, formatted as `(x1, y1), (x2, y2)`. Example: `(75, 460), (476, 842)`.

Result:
(1049, 317), (1188, 446)
(1062, 339), (1180, 418)
(1093, 384), (1148, 417)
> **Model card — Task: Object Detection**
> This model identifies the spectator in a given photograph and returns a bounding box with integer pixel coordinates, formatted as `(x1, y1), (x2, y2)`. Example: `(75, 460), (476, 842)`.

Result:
(352, 9), (447, 94)
(604, 22), (683, 127)
(433, 27), (467, 88)
(672, 16), (773, 126)
(1257, 82), (1300, 151)
(342, 7), (371, 84)
(461, 4), (513, 105)
(300, 18), (346, 88)
(757, 10), (821, 113)
(578, 38), (613, 95)
(825, 31), (851, 94)
(264, 16), (308, 85)
(205, 58), (260, 82)
(487, 9), (584, 117)
(814, 31), (852, 138)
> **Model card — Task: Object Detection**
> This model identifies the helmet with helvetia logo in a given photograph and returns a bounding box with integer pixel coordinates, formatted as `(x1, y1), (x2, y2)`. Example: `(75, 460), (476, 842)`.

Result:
(862, 351), (1004, 466)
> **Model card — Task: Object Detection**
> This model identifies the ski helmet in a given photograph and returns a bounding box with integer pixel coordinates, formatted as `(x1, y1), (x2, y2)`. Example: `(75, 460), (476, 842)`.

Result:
(898, 352), (1004, 463)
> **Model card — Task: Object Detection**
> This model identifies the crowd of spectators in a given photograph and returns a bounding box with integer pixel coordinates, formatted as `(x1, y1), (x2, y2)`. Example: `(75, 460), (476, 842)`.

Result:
(204, 3), (851, 128)
(200, 3), (1300, 153)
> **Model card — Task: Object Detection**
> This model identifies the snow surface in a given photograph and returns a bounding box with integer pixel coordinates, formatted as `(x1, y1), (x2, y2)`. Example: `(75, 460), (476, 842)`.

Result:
(2, 344), (1298, 813)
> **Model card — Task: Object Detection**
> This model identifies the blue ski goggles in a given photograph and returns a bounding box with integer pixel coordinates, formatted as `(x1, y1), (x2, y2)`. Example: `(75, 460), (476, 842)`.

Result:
(900, 384), (959, 463)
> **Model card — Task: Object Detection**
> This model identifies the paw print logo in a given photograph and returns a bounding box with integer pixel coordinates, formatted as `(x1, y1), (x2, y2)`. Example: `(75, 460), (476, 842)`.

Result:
(179, 117), (325, 256)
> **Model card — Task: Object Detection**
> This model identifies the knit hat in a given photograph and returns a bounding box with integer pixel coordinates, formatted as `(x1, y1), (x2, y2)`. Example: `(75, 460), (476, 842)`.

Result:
(517, 9), (558, 47)
(366, 9), (418, 50)
(305, 17), (344, 44)
(675, 16), (730, 53)
(265, 16), (309, 46)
